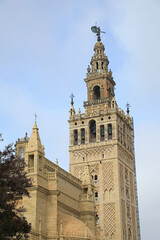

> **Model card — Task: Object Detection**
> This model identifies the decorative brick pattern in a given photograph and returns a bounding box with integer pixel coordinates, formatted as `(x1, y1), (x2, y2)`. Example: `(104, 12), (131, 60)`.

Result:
(118, 147), (133, 168)
(132, 206), (136, 240)
(121, 199), (126, 234)
(103, 163), (114, 191)
(90, 164), (99, 174)
(119, 163), (124, 197)
(74, 165), (85, 179)
(129, 172), (134, 204)
(96, 227), (101, 239)
(104, 203), (116, 236)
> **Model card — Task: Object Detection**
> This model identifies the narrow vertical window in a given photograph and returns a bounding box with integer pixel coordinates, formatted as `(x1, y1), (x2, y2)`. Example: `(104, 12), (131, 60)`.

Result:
(96, 62), (98, 70)
(93, 85), (100, 100)
(74, 130), (78, 145)
(96, 214), (99, 224)
(81, 128), (85, 144)
(108, 124), (112, 140)
(20, 147), (23, 159)
(89, 120), (96, 142)
(94, 175), (98, 184)
(100, 125), (105, 141)
(102, 62), (104, 69)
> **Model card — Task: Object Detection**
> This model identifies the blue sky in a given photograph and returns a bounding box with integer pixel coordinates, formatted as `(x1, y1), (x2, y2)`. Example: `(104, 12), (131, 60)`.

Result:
(0, 0), (160, 239)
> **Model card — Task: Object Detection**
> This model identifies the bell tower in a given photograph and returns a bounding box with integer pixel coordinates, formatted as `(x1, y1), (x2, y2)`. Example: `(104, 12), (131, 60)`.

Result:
(86, 40), (115, 105)
(69, 27), (139, 240)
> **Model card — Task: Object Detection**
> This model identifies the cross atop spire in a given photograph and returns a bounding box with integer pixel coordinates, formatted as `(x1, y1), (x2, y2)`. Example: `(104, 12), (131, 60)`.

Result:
(34, 113), (37, 122)
(70, 93), (75, 106)
(126, 102), (130, 114)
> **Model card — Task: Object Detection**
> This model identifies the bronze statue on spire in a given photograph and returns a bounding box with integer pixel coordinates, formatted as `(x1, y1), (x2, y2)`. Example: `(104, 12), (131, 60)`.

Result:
(91, 25), (105, 41)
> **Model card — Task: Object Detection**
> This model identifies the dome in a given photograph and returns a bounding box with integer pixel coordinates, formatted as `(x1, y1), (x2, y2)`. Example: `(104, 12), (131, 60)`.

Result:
(58, 212), (95, 239)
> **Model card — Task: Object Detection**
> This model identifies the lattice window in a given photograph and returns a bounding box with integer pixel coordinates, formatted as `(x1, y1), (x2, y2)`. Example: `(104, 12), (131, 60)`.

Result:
(103, 163), (114, 191)
(104, 203), (116, 236)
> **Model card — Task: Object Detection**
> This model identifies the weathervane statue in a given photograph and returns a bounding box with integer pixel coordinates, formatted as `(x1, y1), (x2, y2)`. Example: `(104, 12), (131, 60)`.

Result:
(91, 25), (105, 41)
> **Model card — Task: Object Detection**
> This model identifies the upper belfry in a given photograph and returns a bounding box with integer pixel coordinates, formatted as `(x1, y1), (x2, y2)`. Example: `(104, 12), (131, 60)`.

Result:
(84, 40), (116, 108)
(91, 41), (109, 73)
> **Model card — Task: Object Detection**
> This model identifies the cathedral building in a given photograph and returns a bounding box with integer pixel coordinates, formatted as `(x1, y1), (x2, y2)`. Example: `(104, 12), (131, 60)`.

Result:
(16, 29), (140, 240)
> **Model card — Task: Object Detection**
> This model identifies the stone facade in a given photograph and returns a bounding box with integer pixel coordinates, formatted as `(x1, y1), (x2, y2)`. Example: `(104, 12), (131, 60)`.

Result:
(16, 39), (139, 240)
(16, 123), (96, 240)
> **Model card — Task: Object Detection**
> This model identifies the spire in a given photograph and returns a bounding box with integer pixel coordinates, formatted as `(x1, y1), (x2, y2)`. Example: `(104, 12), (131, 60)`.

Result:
(27, 121), (45, 154)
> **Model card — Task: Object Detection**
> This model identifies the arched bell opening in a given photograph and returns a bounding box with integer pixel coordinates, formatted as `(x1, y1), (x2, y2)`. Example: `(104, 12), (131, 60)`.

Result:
(89, 120), (96, 143)
(93, 85), (100, 100)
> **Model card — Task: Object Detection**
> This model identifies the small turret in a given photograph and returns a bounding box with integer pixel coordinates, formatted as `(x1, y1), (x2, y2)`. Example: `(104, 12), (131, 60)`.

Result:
(27, 121), (45, 154)
(25, 121), (45, 174)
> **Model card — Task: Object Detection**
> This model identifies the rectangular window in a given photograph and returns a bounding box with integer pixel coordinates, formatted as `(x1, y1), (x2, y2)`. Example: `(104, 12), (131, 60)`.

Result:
(20, 147), (23, 159)
(74, 130), (78, 145)
(28, 154), (34, 168)
(108, 124), (112, 140)
(100, 125), (105, 141)
(81, 128), (85, 144)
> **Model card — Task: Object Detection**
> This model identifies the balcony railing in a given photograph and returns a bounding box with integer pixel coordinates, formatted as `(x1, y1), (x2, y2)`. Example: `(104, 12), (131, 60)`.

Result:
(83, 98), (109, 107)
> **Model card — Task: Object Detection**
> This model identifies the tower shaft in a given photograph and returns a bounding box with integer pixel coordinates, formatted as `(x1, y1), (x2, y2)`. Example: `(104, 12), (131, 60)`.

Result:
(69, 40), (139, 240)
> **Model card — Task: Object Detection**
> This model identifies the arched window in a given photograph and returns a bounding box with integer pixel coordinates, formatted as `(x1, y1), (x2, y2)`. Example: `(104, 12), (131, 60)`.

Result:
(96, 62), (98, 70)
(100, 125), (105, 141)
(93, 85), (100, 100)
(102, 62), (104, 69)
(95, 192), (99, 202)
(89, 120), (96, 142)
(74, 129), (78, 145)
(94, 175), (98, 184)
(94, 175), (98, 180)
(81, 128), (85, 144)
(108, 124), (112, 140)
(96, 214), (99, 224)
